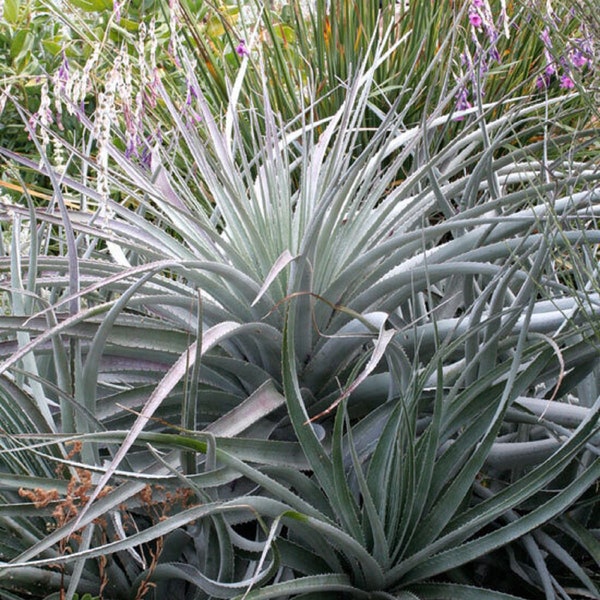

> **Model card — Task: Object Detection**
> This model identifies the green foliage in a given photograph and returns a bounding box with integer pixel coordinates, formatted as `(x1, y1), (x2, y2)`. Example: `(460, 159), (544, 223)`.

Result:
(0, 1), (598, 599)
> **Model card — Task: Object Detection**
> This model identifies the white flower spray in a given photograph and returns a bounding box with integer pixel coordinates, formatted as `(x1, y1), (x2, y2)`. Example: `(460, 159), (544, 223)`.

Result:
(93, 54), (122, 221)
(64, 45), (101, 115)
(168, 0), (182, 67)
(29, 79), (53, 167)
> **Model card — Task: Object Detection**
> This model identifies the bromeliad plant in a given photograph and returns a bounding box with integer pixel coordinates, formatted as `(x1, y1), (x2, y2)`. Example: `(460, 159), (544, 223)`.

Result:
(0, 12), (600, 600)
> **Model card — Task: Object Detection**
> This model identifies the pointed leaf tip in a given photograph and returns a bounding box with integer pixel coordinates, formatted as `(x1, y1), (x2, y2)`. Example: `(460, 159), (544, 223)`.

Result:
(252, 250), (297, 307)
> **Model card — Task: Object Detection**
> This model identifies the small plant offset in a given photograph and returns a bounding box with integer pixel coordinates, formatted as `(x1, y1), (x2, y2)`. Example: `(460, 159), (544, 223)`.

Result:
(0, 0), (599, 599)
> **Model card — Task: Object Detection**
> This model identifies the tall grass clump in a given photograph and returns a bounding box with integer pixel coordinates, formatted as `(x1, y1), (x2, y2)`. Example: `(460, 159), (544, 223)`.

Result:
(0, 1), (599, 599)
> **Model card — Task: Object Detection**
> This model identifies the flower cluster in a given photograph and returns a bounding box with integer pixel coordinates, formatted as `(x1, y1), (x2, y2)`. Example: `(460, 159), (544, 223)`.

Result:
(168, 0), (182, 67)
(536, 18), (593, 90)
(113, 0), (122, 22)
(455, 0), (594, 117)
(51, 52), (70, 131)
(93, 56), (121, 217)
(27, 14), (167, 219)
(28, 80), (53, 164)
(454, 0), (509, 118)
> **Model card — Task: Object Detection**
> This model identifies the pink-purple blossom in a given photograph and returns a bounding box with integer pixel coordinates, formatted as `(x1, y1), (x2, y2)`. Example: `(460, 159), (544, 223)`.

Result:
(560, 74), (575, 89)
(113, 0), (122, 22)
(469, 12), (483, 28)
(536, 74), (549, 90)
(540, 27), (552, 47)
(56, 52), (70, 90)
(235, 40), (250, 58)
(453, 86), (472, 120)
(570, 50), (588, 69)
(185, 78), (199, 106)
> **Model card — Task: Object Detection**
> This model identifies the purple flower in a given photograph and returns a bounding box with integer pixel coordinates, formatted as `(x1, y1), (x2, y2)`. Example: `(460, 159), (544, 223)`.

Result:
(125, 136), (138, 159)
(56, 52), (69, 89)
(185, 78), (199, 106)
(235, 39), (250, 58)
(540, 27), (552, 47)
(560, 74), (575, 89)
(570, 50), (588, 69)
(454, 87), (472, 120)
(469, 12), (483, 28)
(536, 74), (549, 90)
(140, 146), (152, 171)
(489, 46), (501, 63)
(113, 0), (122, 22)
